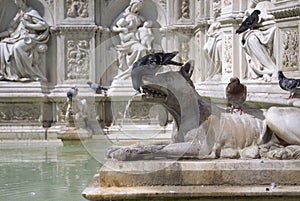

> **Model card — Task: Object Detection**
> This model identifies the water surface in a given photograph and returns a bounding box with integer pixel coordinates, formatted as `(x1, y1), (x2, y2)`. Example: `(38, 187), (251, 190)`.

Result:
(0, 142), (101, 201)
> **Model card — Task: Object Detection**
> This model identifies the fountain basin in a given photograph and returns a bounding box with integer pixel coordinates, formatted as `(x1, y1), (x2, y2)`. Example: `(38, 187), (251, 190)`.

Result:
(82, 160), (300, 200)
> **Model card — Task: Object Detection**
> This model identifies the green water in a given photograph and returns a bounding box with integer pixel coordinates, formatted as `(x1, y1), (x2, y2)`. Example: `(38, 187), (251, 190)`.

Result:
(0, 142), (102, 201)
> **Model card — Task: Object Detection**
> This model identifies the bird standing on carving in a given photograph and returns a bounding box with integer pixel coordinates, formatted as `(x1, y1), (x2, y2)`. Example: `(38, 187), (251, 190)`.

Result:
(87, 81), (108, 94)
(131, 51), (183, 93)
(278, 70), (300, 99)
(236, 10), (261, 34)
(226, 77), (247, 114)
(67, 87), (78, 101)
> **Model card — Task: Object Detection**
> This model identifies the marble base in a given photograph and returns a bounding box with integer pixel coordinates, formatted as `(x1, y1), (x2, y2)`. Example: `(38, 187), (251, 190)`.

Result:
(82, 160), (300, 200)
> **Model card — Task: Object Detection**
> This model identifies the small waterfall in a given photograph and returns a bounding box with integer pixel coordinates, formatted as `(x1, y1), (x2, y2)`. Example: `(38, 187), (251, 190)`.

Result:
(117, 91), (140, 142)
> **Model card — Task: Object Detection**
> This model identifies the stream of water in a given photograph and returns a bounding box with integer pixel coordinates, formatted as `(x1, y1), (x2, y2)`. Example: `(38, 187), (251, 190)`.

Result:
(0, 142), (101, 201)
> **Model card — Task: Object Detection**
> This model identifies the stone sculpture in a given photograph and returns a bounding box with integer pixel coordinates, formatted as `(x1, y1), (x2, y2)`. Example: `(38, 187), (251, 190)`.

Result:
(110, 0), (154, 80)
(240, 0), (277, 82)
(106, 54), (300, 161)
(0, 0), (49, 82)
(203, 1), (222, 79)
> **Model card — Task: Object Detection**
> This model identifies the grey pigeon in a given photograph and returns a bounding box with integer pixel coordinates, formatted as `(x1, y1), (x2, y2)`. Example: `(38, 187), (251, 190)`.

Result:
(131, 51), (183, 92)
(236, 10), (261, 34)
(278, 70), (300, 99)
(67, 87), (78, 101)
(226, 77), (247, 114)
(87, 81), (108, 94)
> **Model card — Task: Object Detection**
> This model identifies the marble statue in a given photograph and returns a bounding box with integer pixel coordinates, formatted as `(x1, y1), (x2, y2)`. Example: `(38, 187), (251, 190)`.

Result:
(240, 0), (277, 82)
(203, 1), (222, 79)
(106, 54), (300, 161)
(110, 0), (154, 80)
(0, 0), (49, 82)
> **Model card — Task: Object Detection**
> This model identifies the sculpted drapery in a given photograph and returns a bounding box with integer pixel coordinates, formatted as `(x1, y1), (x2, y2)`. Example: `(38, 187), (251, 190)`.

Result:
(0, 0), (49, 82)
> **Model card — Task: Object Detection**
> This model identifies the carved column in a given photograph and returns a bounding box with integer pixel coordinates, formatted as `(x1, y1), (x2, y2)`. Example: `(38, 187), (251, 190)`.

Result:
(218, 0), (247, 80)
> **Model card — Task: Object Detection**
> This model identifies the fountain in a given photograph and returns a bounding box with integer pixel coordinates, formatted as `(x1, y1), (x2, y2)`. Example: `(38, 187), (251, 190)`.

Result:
(82, 55), (300, 200)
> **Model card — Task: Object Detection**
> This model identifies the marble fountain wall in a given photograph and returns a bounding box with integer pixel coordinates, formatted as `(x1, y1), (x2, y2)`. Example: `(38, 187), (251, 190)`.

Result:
(0, 0), (299, 140)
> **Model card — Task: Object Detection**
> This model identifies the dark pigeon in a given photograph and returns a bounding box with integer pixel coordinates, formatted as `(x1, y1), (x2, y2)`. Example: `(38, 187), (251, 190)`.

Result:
(131, 51), (183, 92)
(236, 10), (261, 34)
(278, 70), (300, 99)
(87, 81), (108, 94)
(226, 77), (247, 114)
(67, 87), (78, 101)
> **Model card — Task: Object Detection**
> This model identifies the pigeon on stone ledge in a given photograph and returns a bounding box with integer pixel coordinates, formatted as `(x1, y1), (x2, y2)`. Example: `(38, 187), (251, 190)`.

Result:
(226, 77), (247, 115)
(131, 51), (183, 93)
(278, 70), (300, 99)
(87, 81), (108, 94)
(67, 87), (78, 101)
(236, 10), (261, 34)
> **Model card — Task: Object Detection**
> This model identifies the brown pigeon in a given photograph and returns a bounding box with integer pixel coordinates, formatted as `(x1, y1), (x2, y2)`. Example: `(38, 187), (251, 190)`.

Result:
(226, 77), (247, 114)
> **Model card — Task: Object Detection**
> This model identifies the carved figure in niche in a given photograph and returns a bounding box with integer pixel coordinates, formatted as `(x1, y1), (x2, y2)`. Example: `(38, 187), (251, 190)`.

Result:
(0, 0), (49, 82)
(239, 0), (277, 82)
(111, 0), (154, 80)
(137, 20), (154, 52)
(203, 1), (222, 79)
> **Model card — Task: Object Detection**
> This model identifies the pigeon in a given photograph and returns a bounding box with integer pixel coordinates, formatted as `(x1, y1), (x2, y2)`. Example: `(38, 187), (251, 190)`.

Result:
(87, 81), (108, 94)
(236, 10), (261, 34)
(278, 70), (300, 99)
(131, 51), (183, 92)
(226, 77), (247, 114)
(67, 87), (78, 101)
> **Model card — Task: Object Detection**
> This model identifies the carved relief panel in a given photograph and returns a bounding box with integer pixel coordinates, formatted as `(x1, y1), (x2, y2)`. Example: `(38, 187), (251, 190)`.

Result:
(223, 34), (233, 73)
(0, 103), (41, 122)
(55, 0), (95, 24)
(169, 0), (195, 24)
(281, 29), (299, 71)
(65, 38), (90, 80)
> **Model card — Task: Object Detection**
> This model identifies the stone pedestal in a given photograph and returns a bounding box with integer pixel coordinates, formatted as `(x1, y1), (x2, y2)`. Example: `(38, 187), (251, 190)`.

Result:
(82, 160), (300, 200)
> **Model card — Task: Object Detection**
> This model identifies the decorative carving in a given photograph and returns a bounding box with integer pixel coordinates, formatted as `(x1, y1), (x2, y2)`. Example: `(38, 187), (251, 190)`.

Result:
(223, 0), (232, 6)
(159, 0), (167, 10)
(0, 104), (40, 122)
(66, 0), (89, 18)
(110, 0), (154, 80)
(203, 1), (222, 79)
(224, 35), (233, 73)
(0, 0), (49, 82)
(240, 1), (277, 81)
(269, 5), (300, 19)
(179, 41), (189, 63)
(181, 0), (190, 19)
(66, 39), (90, 80)
(282, 30), (299, 71)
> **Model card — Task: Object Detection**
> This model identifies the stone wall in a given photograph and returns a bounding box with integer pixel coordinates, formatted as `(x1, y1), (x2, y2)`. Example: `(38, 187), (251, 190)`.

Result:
(0, 0), (299, 138)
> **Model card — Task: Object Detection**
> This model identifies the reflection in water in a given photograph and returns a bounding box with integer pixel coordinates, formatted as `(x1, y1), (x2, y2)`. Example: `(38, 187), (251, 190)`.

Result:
(0, 143), (101, 201)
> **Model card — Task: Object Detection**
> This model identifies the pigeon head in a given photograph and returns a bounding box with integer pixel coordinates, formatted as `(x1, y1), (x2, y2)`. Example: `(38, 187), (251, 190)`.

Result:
(278, 70), (285, 79)
(87, 81), (92, 86)
(230, 77), (240, 84)
(252, 10), (261, 15)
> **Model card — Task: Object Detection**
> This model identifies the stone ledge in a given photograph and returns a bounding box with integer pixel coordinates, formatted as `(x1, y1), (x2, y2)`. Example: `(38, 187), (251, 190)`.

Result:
(98, 160), (300, 187)
(82, 174), (300, 201)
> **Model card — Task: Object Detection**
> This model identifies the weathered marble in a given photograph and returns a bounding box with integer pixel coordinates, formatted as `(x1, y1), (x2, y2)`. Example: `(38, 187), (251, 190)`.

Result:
(266, 107), (300, 146)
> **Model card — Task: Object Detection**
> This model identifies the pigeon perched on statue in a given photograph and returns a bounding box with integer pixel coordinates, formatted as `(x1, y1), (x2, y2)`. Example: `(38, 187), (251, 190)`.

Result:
(87, 81), (108, 94)
(226, 77), (247, 115)
(131, 51), (183, 93)
(236, 10), (261, 34)
(278, 70), (300, 99)
(67, 87), (78, 101)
